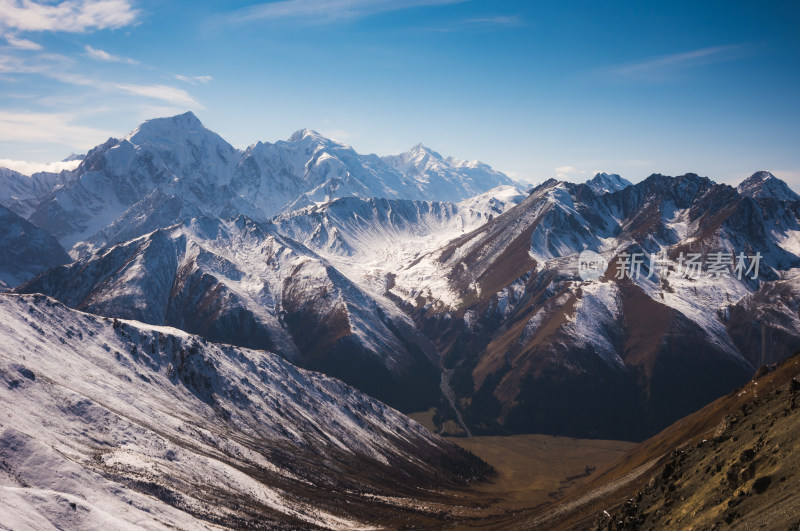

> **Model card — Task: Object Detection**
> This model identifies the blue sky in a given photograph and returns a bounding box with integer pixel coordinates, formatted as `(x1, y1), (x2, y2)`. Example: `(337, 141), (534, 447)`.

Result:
(0, 0), (799, 187)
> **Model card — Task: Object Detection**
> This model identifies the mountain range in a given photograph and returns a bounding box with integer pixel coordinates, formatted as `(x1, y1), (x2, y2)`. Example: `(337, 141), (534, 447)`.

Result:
(3, 113), (800, 444)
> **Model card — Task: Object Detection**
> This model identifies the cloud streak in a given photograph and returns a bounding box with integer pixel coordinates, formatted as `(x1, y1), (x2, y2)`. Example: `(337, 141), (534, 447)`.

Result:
(554, 165), (590, 180)
(599, 44), (751, 83)
(0, 110), (114, 147)
(0, 0), (138, 33)
(174, 74), (212, 85)
(84, 45), (139, 64)
(224, 0), (466, 24)
(5, 34), (42, 49)
(0, 53), (202, 108)
(423, 13), (524, 33)
(115, 83), (202, 108)
(0, 157), (81, 175)
(461, 15), (522, 27)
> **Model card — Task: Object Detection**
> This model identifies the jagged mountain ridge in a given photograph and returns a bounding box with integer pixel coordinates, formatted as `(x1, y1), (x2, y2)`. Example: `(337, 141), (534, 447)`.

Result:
(388, 172), (800, 439)
(18, 168), (800, 440)
(381, 143), (517, 202)
(0, 166), (80, 219)
(0, 293), (490, 529)
(586, 171), (633, 194)
(1, 112), (518, 256)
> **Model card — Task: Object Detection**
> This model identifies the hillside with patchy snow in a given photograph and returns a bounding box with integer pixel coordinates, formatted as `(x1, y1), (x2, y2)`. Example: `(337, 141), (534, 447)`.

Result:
(18, 215), (444, 412)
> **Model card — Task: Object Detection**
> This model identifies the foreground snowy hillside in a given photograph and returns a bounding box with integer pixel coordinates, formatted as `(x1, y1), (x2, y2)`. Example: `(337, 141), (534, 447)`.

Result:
(0, 293), (488, 529)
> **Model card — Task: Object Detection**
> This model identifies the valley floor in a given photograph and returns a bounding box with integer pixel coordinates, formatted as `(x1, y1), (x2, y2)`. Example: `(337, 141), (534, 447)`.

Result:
(445, 434), (635, 513)
(409, 355), (800, 530)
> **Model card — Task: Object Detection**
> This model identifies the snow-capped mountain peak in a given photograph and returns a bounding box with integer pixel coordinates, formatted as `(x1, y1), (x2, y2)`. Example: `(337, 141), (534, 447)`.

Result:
(288, 128), (331, 144)
(8, 112), (523, 254)
(410, 142), (442, 158)
(389, 143), (444, 173)
(737, 170), (800, 201)
(381, 143), (518, 202)
(124, 111), (234, 156)
(585, 172), (632, 194)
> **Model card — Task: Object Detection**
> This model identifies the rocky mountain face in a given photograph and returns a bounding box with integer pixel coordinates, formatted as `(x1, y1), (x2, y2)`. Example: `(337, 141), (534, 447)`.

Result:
(738, 170), (800, 201)
(0, 166), (80, 219)
(17, 216), (443, 412)
(0, 205), (71, 288)
(0, 293), (490, 529)
(585, 172), (632, 194)
(27, 113), (242, 252)
(389, 173), (800, 439)
(595, 355), (800, 530)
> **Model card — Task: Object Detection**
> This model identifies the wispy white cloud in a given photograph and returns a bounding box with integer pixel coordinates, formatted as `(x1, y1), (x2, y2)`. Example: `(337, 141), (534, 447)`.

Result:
(501, 169), (536, 186)
(554, 165), (589, 180)
(174, 74), (212, 85)
(224, 0), (466, 24)
(599, 44), (751, 83)
(461, 15), (522, 27)
(0, 53), (202, 108)
(0, 0), (138, 33)
(0, 110), (114, 147)
(4, 34), (42, 49)
(424, 13), (524, 32)
(318, 127), (352, 143)
(0, 157), (81, 175)
(115, 83), (202, 108)
(84, 44), (138, 64)
(555, 165), (579, 174)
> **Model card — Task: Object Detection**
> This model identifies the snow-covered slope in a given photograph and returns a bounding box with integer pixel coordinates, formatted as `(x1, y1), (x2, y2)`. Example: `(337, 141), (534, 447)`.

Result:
(0, 167), (35, 214)
(382, 144), (520, 202)
(18, 216), (442, 411)
(28, 112), (241, 250)
(226, 130), (421, 221)
(391, 172), (800, 439)
(271, 186), (525, 310)
(738, 171), (800, 201)
(0, 293), (488, 529)
(457, 185), (527, 216)
(0, 205), (71, 288)
(0, 166), (80, 219)
(227, 133), (520, 222)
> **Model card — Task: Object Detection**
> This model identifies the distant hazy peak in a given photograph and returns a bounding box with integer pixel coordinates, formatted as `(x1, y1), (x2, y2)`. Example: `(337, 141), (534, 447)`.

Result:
(586, 172), (632, 194)
(738, 171), (800, 201)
